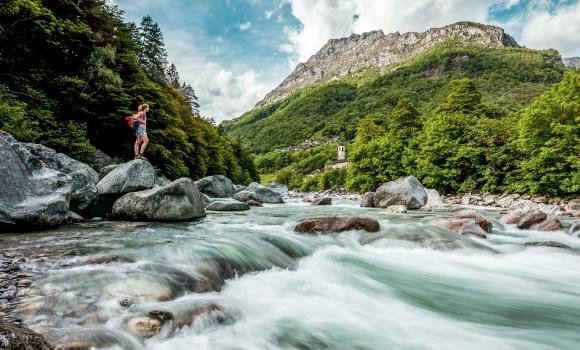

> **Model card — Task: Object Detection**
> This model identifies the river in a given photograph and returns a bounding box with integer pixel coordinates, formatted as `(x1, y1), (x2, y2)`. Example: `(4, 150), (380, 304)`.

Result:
(1, 198), (579, 350)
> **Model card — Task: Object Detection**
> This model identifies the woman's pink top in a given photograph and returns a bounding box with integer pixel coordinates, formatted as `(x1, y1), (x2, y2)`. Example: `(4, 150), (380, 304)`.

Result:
(138, 111), (147, 128)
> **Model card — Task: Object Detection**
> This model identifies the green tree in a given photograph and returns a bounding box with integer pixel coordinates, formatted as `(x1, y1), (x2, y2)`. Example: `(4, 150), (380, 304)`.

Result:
(139, 15), (168, 83)
(512, 71), (580, 195)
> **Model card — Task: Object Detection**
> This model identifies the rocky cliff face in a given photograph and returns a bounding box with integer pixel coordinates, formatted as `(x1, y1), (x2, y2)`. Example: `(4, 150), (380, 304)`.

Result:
(563, 57), (580, 68)
(255, 22), (519, 108)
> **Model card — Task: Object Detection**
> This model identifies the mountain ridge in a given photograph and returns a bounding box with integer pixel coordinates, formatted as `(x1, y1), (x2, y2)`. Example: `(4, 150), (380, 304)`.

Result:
(254, 21), (519, 109)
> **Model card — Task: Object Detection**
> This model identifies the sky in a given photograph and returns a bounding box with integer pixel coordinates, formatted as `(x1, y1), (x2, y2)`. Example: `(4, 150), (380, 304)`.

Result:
(110, 0), (580, 122)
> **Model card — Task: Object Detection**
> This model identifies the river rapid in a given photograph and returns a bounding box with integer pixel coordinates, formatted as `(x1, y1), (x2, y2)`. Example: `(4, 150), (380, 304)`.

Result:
(1, 198), (580, 350)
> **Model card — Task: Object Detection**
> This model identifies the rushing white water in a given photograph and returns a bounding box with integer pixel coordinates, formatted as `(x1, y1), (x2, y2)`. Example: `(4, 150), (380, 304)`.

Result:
(2, 199), (580, 350)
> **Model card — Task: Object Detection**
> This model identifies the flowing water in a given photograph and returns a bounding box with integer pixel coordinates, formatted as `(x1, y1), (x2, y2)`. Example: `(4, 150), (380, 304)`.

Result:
(1, 198), (580, 350)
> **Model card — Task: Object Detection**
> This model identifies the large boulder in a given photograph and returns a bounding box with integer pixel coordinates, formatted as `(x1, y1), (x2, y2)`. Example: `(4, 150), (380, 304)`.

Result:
(206, 200), (251, 211)
(373, 176), (428, 209)
(361, 192), (375, 208)
(112, 178), (205, 221)
(294, 216), (380, 234)
(194, 175), (235, 198)
(24, 143), (99, 211)
(233, 182), (283, 204)
(97, 159), (155, 194)
(0, 320), (54, 350)
(426, 189), (444, 207)
(0, 131), (72, 231)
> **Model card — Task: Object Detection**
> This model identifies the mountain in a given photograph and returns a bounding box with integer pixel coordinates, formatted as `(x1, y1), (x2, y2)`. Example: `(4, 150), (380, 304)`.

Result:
(563, 57), (580, 68)
(222, 22), (564, 154)
(254, 22), (518, 108)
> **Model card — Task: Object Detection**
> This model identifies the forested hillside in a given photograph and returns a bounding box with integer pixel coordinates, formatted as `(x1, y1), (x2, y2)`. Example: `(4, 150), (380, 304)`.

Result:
(223, 42), (564, 153)
(225, 41), (579, 196)
(0, 0), (258, 183)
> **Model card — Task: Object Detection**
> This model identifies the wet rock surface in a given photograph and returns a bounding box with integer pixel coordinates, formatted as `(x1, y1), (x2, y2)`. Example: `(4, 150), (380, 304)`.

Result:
(295, 216), (380, 234)
(206, 201), (251, 211)
(0, 320), (54, 350)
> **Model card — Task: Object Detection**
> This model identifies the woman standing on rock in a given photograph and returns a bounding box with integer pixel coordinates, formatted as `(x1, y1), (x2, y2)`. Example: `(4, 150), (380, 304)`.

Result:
(134, 104), (150, 160)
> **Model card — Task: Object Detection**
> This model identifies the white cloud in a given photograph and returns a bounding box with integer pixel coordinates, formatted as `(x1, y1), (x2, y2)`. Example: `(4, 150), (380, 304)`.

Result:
(239, 21), (253, 31)
(164, 30), (269, 122)
(520, 1), (580, 56)
(265, 10), (274, 19)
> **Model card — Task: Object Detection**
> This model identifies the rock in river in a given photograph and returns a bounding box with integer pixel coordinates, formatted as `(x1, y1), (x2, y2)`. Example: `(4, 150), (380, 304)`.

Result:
(295, 216), (380, 234)
(311, 197), (332, 205)
(127, 317), (162, 338)
(194, 175), (235, 198)
(361, 192), (375, 208)
(0, 320), (54, 350)
(0, 131), (72, 231)
(233, 182), (283, 204)
(373, 176), (428, 209)
(112, 178), (205, 221)
(206, 200), (251, 211)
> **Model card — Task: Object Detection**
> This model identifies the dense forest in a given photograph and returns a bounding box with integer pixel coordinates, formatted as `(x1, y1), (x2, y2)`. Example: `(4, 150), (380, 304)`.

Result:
(0, 0), (258, 184)
(228, 42), (579, 196)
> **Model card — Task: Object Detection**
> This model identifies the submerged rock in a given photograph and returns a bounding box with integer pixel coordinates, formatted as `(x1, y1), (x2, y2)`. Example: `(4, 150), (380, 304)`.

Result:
(246, 200), (263, 207)
(119, 297), (135, 308)
(530, 217), (563, 231)
(112, 178), (205, 221)
(385, 205), (407, 213)
(0, 131), (72, 231)
(148, 309), (174, 322)
(311, 197), (332, 205)
(194, 175), (235, 198)
(434, 218), (488, 239)
(0, 320), (54, 350)
(294, 216), (380, 234)
(206, 201), (251, 211)
(233, 182), (283, 204)
(517, 210), (547, 229)
(453, 209), (493, 232)
(373, 176), (428, 209)
(361, 192), (375, 208)
(97, 160), (155, 194)
(127, 317), (161, 338)
(524, 241), (571, 249)
(170, 304), (235, 333)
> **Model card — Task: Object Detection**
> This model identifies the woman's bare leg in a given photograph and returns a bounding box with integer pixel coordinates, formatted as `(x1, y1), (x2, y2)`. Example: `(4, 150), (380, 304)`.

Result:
(140, 134), (149, 155)
(134, 135), (142, 158)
